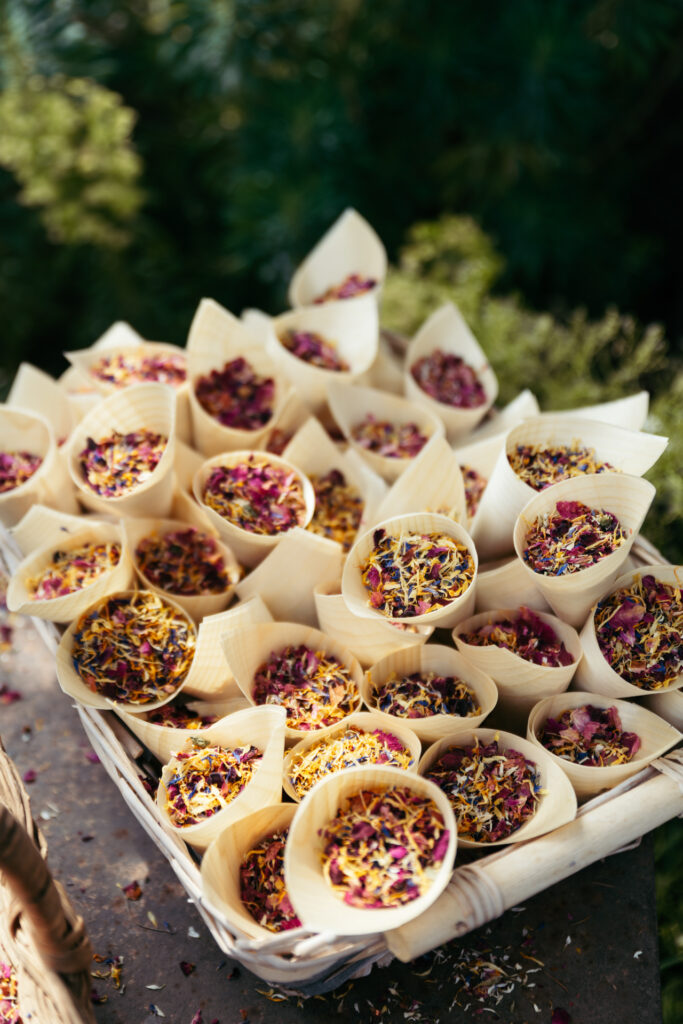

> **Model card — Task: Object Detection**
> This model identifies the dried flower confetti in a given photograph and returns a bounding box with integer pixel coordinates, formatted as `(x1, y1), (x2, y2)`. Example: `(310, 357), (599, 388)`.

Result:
(508, 442), (615, 491)
(253, 644), (360, 731)
(540, 704), (640, 766)
(426, 738), (541, 842)
(195, 358), (274, 430)
(320, 786), (449, 908)
(136, 527), (237, 595)
(373, 671), (481, 719)
(90, 349), (187, 388)
(410, 349), (487, 409)
(79, 430), (167, 497)
(307, 469), (364, 551)
(459, 607), (574, 667)
(594, 574), (683, 689)
(142, 697), (219, 729)
(361, 528), (475, 617)
(278, 329), (350, 371)
(287, 725), (414, 798)
(164, 740), (262, 827)
(460, 464), (487, 519)
(314, 273), (377, 303)
(0, 963), (20, 1024)
(239, 827), (302, 932)
(0, 451), (42, 494)
(523, 500), (626, 576)
(351, 415), (428, 459)
(72, 591), (196, 705)
(27, 541), (121, 600)
(203, 456), (307, 535)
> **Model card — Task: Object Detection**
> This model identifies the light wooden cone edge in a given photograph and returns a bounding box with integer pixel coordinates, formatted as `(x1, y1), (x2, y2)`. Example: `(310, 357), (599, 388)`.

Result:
(512, 473), (656, 628)
(282, 710), (422, 802)
(155, 705), (287, 852)
(526, 690), (681, 800)
(288, 208), (387, 309)
(66, 383), (177, 518)
(342, 512), (478, 629)
(267, 293), (379, 413)
(0, 407), (76, 527)
(7, 521), (133, 623)
(574, 563), (683, 698)
(473, 415), (667, 560)
(327, 380), (445, 483)
(116, 695), (251, 763)
(220, 621), (364, 745)
(313, 584), (432, 669)
(372, 435), (467, 527)
(284, 765), (457, 935)
(475, 558), (550, 614)
(55, 589), (197, 713)
(201, 802), (304, 941)
(403, 303), (498, 441)
(418, 727), (577, 848)
(361, 644), (498, 744)
(181, 597), (274, 700)
(192, 451), (315, 568)
(123, 516), (241, 620)
(551, 391), (649, 431)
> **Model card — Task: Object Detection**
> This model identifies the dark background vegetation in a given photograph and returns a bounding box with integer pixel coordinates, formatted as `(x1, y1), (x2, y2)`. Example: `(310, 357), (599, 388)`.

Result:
(0, 2), (681, 1017)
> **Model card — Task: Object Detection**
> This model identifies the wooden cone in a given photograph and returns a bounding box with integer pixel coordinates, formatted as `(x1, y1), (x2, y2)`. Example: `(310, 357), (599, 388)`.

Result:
(362, 644), (498, 744)
(452, 432), (506, 532)
(0, 408), (78, 527)
(123, 516), (240, 620)
(66, 383), (177, 518)
(404, 303), (498, 441)
(361, 333), (406, 395)
(327, 380), (444, 483)
(640, 691), (683, 732)
(181, 597), (273, 699)
(156, 705), (287, 852)
(282, 710), (422, 802)
(284, 765), (456, 934)
(116, 695), (250, 763)
(372, 435), (467, 526)
(550, 391), (649, 431)
(288, 208), (387, 308)
(527, 690), (681, 800)
(476, 558), (550, 614)
(342, 512), (478, 629)
(512, 473), (656, 628)
(418, 727), (577, 849)
(574, 563), (683, 698)
(10, 505), (107, 559)
(465, 389), (539, 443)
(6, 521), (133, 623)
(193, 451), (315, 568)
(7, 363), (73, 447)
(221, 621), (364, 745)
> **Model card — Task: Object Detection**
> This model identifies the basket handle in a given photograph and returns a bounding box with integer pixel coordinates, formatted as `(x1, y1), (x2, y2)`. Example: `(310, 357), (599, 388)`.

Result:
(0, 804), (92, 975)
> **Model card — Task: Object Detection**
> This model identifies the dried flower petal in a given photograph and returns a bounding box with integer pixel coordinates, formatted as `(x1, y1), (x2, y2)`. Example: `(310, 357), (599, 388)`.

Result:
(287, 725), (414, 798)
(0, 961), (21, 1024)
(460, 607), (574, 667)
(411, 349), (487, 409)
(136, 527), (238, 596)
(523, 500), (625, 575)
(164, 740), (262, 827)
(278, 329), (349, 371)
(90, 349), (186, 388)
(203, 456), (307, 535)
(508, 443), (615, 491)
(240, 827), (301, 932)
(253, 644), (360, 731)
(351, 415), (428, 459)
(540, 703), (640, 766)
(314, 273), (376, 303)
(195, 358), (274, 430)
(79, 430), (167, 497)
(374, 672), (480, 719)
(460, 464), (487, 518)
(0, 450), (42, 494)
(28, 542), (121, 600)
(142, 697), (218, 730)
(307, 469), (364, 551)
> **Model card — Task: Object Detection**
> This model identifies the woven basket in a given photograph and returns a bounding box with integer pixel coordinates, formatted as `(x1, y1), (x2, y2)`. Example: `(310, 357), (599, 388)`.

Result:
(0, 741), (95, 1024)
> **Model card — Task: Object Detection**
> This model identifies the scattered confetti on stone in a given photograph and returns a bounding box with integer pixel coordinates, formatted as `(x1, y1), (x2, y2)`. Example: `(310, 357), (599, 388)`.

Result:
(203, 456), (307, 535)
(122, 880), (143, 901)
(179, 961), (196, 976)
(287, 725), (414, 798)
(27, 541), (121, 600)
(0, 686), (21, 705)
(373, 672), (480, 719)
(90, 348), (187, 388)
(410, 349), (487, 409)
(0, 451), (42, 494)
(164, 740), (262, 827)
(508, 442), (615, 491)
(540, 704), (640, 766)
(314, 273), (376, 303)
(551, 1009), (571, 1024)
(523, 500), (626, 575)
(239, 827), (302, 932)
(459, 606), (574, 667)
(594, 574), (683, 689)
(79, 430), (167, 497)
(253, 644), (360, 731)
(351, 415), (428, 459)
(136, 527), (237, 595)
(21, 770), (36, 785)
(307, 469), (364, 550)
(195, 358), (274, 430)
(278, 329), (349, 370)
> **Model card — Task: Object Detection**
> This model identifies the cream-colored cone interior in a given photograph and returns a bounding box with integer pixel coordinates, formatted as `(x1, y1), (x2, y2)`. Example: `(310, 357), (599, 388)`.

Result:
(474, 415), (667, 561)
(342, 512), (478, 629)
(186, 298), (289, 456)
(124, 516), (241, 620)
(267, 293), (379, 413)
(193, 451), (315, 568)
(550, 391), (650, 431)
(235, 527), (343, 627)
(221, 621), (364, 744)
(574, 563), (683, 698)
(452, 608), (581, 732)
(7, 362), (74, 446)
(180, 598), (273, 700)
(156, 705), (287, 852)
(314, 584), (432, 669)
(418, 727), (577, 848)
(476, 557), (550, 614)
(284, 765), (457, 935)
(512, 473), (656, 628)
(288, 208), (387, 308)
(404, 303), (498, 441)
(327, 380), (444, 483)
(67, 382), (177, 518)
(282, 710), (422, 802)
(56, 589), (196, 713)
(640, 690), (683, 733)
(372, 434), (467, 526)
(466, 389), (540, 443)
(200, 802), (304, 941)
(362, 644), (498, 744)
(116, 694), (251, 764)
(7, 521), (133, 622)
(283, 415), (387, 539)
(527, 690), (681, 800)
